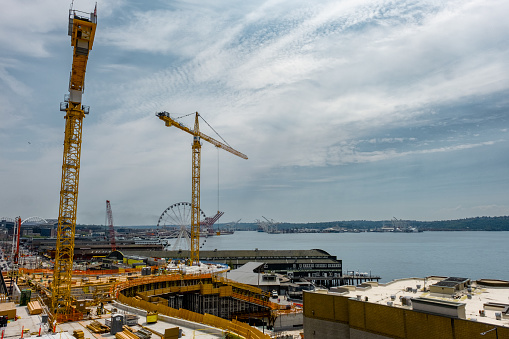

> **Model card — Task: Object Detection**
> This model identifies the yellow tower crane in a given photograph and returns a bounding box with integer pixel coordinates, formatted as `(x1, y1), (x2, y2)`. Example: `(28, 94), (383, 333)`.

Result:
(51, 5), (97, 323)
(156, 112), (247, 264)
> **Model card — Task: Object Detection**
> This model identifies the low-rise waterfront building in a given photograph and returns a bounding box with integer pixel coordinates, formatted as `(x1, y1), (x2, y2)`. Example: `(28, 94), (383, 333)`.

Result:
(128, 249), (343, 280)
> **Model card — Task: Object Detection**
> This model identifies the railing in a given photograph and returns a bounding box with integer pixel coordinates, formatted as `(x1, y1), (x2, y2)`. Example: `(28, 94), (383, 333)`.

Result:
(212, 274), (269, 297)
(19, 268), (143, 275)
(110, 272), (214, 298)
(232, 292), (278, 310)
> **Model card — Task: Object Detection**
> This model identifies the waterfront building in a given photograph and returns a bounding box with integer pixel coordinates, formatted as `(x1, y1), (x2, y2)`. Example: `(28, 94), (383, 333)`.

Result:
(303, 276), (509, 338)
(128, 249), (343, 280)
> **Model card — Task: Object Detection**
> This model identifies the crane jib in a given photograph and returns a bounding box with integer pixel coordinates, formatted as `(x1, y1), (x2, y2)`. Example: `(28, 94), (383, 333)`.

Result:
(156, 112), (248, 160)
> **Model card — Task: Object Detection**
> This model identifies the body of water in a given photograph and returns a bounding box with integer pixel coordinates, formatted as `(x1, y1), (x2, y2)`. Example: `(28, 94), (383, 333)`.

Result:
(199, 231), (509, 283)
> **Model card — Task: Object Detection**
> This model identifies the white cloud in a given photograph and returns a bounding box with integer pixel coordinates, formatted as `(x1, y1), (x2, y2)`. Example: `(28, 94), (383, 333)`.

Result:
(2, 0), (509, 224)
(0, 61), (33, 97)
(325, 140), (499, 166)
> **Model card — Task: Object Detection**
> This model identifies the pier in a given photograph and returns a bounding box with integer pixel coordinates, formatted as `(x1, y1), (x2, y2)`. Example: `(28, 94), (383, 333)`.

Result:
(303, 273), (381, 288)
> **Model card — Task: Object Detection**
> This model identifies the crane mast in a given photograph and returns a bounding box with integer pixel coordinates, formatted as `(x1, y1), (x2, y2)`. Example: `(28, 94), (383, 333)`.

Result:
(156, 112), (247, 264)
(106, 200), (116, 251)
(51, 5), (97, 323)
(191, 115), (201, 264)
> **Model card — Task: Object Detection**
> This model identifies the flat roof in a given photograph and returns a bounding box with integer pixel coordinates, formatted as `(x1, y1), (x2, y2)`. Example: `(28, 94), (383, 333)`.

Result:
(326, 276), (509, 327)
(125, 249), (338, 259)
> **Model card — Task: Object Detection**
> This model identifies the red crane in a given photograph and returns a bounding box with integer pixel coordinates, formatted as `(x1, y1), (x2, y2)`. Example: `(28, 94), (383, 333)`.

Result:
(13, 217), (21, 265)
(106, 200), (116, 251)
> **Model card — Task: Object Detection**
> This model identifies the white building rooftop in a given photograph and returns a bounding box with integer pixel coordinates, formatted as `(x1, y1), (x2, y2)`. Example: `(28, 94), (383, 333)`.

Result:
(328, 276), (509, 327)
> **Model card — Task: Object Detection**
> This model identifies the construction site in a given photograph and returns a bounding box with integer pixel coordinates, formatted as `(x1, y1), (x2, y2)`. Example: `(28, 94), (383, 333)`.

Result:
(0, 4), (302, 339)
(4, 2), (509, 339)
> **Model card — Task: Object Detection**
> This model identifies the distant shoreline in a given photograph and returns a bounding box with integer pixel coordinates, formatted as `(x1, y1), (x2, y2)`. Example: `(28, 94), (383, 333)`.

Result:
(78, 215), (509, 232)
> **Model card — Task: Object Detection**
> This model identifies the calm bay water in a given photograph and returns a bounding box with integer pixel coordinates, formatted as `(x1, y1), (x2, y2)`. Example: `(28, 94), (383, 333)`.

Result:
(199, 231), (509, 283)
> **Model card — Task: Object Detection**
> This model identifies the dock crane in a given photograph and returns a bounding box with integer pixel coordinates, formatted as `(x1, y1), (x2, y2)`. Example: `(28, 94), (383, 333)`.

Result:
(156, 112), (247, 264)
(201, 211), (225, 235)
(51, 5), (97, 323)
(106, 200), (116, 251)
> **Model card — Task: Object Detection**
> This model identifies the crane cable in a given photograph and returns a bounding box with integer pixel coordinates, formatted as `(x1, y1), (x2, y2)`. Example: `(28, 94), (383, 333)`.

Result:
(217, 148), (220, 212)
(199, 114), (232, 148)
(172, 112), (233, 148)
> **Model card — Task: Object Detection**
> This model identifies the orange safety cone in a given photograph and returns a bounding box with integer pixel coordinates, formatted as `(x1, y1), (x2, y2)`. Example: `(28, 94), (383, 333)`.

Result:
(2, 329), (5, 339)
(21, 326), (24, 338)
(38, 326), (41, 336)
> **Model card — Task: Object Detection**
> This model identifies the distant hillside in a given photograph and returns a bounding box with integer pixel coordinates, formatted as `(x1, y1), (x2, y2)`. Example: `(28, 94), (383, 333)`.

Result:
(226, 216), (509, 231)
(414, 216), (509, 231)
(76, 216), (509, 231)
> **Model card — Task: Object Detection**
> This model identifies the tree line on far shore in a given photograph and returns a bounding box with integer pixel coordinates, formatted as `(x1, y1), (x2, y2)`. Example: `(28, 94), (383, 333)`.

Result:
(76, 216), (509, 231)
(228, 216), (509, 232)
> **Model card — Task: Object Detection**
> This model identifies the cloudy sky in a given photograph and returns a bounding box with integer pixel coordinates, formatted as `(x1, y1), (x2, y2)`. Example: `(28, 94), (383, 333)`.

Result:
(1, 0), (508, 225)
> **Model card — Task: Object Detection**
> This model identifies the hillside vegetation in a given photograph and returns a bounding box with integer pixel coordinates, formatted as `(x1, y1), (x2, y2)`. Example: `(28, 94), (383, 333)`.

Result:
(230, 216), (509, 231)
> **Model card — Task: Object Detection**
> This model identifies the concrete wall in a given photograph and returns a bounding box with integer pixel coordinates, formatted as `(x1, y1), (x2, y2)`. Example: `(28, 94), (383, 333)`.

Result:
(303, 317), (350, 338)
(350, 328), (391, 339)
(274, 312), (303, 331)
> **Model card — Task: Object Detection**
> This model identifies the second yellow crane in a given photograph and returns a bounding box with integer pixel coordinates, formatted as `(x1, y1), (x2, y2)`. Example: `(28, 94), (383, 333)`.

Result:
(156, 112), (247, 264)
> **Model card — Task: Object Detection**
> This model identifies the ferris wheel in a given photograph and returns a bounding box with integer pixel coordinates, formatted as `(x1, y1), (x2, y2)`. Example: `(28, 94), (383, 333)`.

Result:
(157, 202), (206, 251)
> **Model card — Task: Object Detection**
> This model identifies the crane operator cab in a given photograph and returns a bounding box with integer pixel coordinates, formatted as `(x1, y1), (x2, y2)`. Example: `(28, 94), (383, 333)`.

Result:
(157, 111), (170, 118)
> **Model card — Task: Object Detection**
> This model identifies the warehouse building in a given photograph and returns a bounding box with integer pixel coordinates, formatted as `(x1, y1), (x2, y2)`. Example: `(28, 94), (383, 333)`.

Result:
(127, 249), (343, 279)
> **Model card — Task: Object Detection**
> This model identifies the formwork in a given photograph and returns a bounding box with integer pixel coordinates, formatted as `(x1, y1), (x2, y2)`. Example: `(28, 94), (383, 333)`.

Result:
(112, 273), (279, 339)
